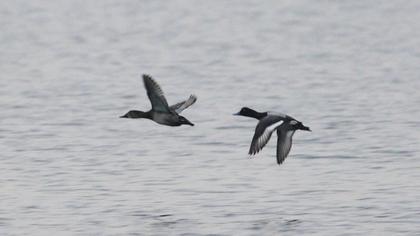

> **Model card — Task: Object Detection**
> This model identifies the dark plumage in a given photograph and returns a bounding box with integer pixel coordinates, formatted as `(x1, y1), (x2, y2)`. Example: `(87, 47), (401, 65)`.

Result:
(120, 74), (197, 127)
(234, 107), (311, 165)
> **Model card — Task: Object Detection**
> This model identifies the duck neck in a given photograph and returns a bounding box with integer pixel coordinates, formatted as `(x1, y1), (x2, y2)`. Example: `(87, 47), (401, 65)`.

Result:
(139, 110), (152, 119)
(128, 110), (152, 119)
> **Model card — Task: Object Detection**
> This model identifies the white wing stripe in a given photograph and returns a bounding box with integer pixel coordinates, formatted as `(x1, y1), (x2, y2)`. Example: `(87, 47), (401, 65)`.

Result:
(267, 120), (284, 132)
(255, 120), (284, 150)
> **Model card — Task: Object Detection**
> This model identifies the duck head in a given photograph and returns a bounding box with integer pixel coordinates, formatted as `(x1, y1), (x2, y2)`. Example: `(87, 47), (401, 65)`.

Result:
(233, 107), (267, 120)
(294, 121), (311, 131)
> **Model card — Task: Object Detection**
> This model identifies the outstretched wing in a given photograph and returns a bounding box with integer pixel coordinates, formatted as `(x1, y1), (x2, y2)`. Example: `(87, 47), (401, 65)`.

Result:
(276, 129), (295, 165)
(249, 116), (285, 155)
(170, 95), (197, 114)
(142, 74), (170, 113)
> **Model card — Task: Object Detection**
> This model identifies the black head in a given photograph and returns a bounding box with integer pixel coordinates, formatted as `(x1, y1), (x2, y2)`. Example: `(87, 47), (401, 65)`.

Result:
(234, 107), (253, 116)
(179, 116), (194, 126)
(293, 121), (311, 131)
(233, 107), (266, 120)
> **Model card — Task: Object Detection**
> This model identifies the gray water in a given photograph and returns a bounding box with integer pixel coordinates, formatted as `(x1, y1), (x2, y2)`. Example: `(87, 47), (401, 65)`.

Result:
(1, 0), (420, 235)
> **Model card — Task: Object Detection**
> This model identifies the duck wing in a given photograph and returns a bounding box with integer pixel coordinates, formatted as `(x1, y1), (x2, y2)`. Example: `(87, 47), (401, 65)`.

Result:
(170, 95), (197, 114)
(142, 74), (171, 113)
(249, 116), (285, 155)
(276, 129), (295, 165)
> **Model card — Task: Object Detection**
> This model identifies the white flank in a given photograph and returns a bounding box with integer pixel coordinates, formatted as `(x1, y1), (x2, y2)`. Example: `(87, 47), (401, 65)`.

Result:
(289, 120), (298, 125)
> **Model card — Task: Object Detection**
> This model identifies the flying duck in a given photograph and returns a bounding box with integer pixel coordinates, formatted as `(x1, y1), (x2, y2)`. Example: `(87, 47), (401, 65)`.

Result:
(120, 74), (197, 126)
(234, 107), (311, 165)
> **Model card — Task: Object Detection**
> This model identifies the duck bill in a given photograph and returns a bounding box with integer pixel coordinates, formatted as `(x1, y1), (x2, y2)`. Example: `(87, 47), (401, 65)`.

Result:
(120, 114), (128, 118)
(233, 112), (240, 116)
(301, 125), (311, 132)
(183, 119), (194, 126)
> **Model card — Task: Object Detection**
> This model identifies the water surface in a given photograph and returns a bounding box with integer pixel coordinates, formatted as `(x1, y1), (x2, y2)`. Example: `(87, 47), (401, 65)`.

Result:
(1, 0), (420, 235)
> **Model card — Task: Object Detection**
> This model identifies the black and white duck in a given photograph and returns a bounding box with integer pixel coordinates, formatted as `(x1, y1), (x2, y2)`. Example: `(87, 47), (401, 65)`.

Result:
(234, 107), (310, 165)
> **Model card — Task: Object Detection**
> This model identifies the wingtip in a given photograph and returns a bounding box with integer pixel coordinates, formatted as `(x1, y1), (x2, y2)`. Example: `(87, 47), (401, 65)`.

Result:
(142, 74), (155, 84)
(248, 148), (257, 156)
(249, 145), (262, 156)
(186, 94), (197, 104)
(142, 74), (150, 83)
(142, 74), (151, 79)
